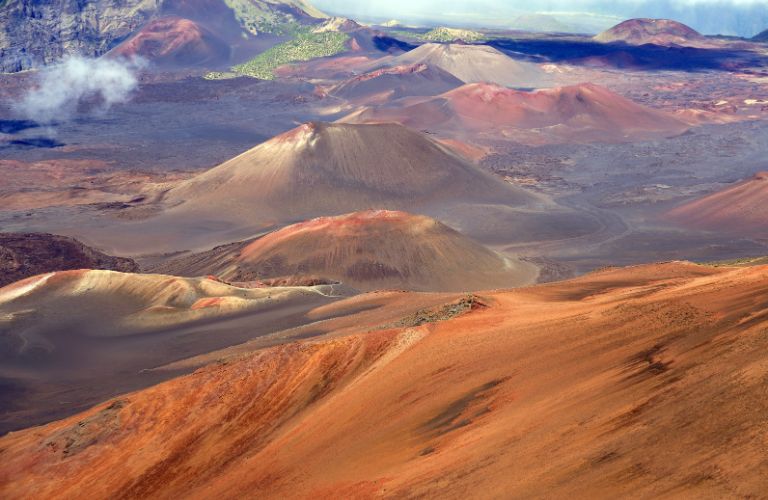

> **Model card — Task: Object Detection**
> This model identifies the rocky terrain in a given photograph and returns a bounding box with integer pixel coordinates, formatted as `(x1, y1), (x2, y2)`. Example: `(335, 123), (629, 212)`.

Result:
(0, 0), (326, 72)
(0, 233), (138, 287)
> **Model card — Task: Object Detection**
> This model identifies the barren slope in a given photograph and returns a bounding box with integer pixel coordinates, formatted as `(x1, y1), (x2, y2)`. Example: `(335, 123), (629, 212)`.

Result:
(0, 269), (342, 432)
(3, 262), (768, 497)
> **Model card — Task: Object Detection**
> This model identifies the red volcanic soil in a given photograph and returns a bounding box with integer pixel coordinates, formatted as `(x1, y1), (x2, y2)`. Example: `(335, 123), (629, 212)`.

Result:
(666, 172), (768, 236)
(343, 82), (689, 144)
(110, 16), (230, 67)
(163, 122), (538, 223)
(594, 18), (709, 47)
(3, 262), (768, 497)
(154, 210), (533, 291)
(330, 63), (463, 104)
(0, 233), (138, 287)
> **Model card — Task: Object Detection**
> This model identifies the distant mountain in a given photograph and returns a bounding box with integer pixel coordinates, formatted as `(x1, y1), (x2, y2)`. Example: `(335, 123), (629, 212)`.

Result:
(0, 0), (326, 72)
(754, 29), (768, 42)
(510, 14), (573, 33)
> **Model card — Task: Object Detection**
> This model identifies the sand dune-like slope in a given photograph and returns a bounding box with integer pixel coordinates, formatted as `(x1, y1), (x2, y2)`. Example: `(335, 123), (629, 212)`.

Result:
(0, 269), (334, 335)
(110, 16), (231, 67)
(0, 269), (342, 432)
(4, 262), (768, 497)
(667, 172), (768, 236)
(343, 82), (689, 144)
(364, 43), (550, 88)
(153, 210), (535, 291)
(330, 63), (463, 104)
(164, 122), (538, 224)
(0, 233), (138, 288)
(595, 18), (709, 47)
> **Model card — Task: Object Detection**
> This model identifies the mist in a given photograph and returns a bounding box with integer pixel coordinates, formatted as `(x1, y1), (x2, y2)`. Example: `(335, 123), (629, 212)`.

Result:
(17, 56), (145, 125)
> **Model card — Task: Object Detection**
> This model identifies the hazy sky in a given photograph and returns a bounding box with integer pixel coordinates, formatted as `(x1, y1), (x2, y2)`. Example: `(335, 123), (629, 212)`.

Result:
(313, 0), (768, 36)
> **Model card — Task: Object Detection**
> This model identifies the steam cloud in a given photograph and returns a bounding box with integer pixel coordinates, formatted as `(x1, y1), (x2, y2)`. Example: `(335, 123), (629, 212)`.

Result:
(17, 56), (145, 124)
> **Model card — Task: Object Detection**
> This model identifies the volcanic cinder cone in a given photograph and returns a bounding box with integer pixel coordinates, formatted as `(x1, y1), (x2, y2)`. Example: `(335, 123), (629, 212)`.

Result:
(154, 210), (535, 291)
(164, 121), (538, 223)
(595, 18), (708, 47)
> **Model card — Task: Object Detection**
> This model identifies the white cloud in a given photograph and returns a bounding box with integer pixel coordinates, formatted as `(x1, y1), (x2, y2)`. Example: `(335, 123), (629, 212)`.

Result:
(17, 56), (146, 124)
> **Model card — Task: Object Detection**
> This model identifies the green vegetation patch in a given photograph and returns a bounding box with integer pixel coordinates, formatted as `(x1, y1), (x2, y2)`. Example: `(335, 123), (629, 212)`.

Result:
(702, 256), (768, 267)
(422, 27), (486, 42)
(223, 0), (303, 36)
(224, 30), (349, 80)
(382, 26), (489, 43)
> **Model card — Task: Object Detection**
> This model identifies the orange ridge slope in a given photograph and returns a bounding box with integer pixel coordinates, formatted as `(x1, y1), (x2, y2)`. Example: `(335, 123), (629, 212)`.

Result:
(2, 261), (768, 497)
